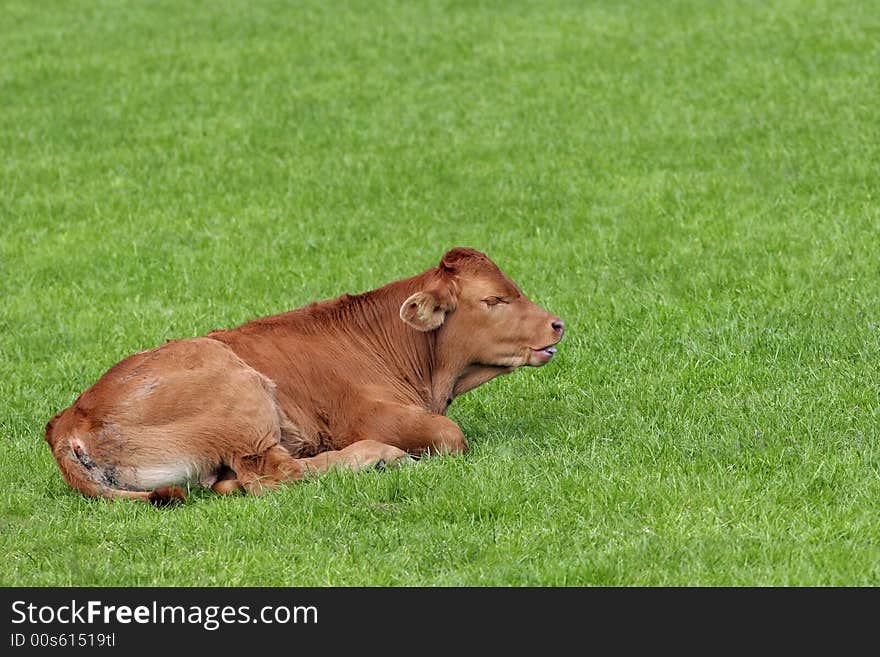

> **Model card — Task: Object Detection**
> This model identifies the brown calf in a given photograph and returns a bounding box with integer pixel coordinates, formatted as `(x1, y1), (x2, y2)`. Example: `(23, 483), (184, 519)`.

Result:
(44, 247), (564, 502)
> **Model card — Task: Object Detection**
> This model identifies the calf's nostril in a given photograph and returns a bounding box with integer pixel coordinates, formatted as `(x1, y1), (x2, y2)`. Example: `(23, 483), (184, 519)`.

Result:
(551, 319), (565, 334)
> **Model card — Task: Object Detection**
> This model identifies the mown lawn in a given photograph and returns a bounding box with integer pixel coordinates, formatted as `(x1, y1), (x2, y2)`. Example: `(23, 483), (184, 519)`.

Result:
(1, 0), (878, 586)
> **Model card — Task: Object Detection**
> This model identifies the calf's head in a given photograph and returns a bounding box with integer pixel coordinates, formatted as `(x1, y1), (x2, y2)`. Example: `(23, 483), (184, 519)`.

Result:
(400, 247), (564, 368)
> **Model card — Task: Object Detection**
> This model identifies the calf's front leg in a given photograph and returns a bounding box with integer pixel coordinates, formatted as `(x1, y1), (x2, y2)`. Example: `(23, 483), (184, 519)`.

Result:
(351, 403), (469, 456)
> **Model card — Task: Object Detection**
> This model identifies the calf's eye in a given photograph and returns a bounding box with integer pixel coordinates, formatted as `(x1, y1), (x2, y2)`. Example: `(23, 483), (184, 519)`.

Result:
(482, 296), (507, 307)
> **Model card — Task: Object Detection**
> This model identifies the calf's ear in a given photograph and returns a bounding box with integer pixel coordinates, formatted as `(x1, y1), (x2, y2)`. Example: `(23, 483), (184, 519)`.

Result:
(400, 285), (456, 331)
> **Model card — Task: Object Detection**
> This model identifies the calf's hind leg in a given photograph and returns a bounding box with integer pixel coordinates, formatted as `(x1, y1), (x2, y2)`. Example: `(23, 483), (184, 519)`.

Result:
(227, 444), (305, 495)
(217, 440), (409, 495)
(298, 440), (410, 475)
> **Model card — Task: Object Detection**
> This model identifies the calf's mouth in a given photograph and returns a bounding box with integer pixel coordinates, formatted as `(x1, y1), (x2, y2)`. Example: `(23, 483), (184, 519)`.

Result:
(528, 338), (561, 365)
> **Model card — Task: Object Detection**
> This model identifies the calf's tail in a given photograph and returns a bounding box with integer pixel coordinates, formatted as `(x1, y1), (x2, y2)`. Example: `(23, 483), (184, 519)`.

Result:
(44, 414), (186, 506)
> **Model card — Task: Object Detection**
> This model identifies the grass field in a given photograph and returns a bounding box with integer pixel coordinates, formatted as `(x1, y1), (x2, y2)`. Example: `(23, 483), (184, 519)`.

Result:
(2, 0), (879, 586)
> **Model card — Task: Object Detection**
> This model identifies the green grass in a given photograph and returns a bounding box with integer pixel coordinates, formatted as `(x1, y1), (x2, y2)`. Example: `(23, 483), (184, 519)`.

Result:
(2, 0), (879, 586)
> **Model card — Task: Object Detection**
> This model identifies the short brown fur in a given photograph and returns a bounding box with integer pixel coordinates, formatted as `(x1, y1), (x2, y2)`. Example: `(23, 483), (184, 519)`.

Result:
(44, 248), (564, 501)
